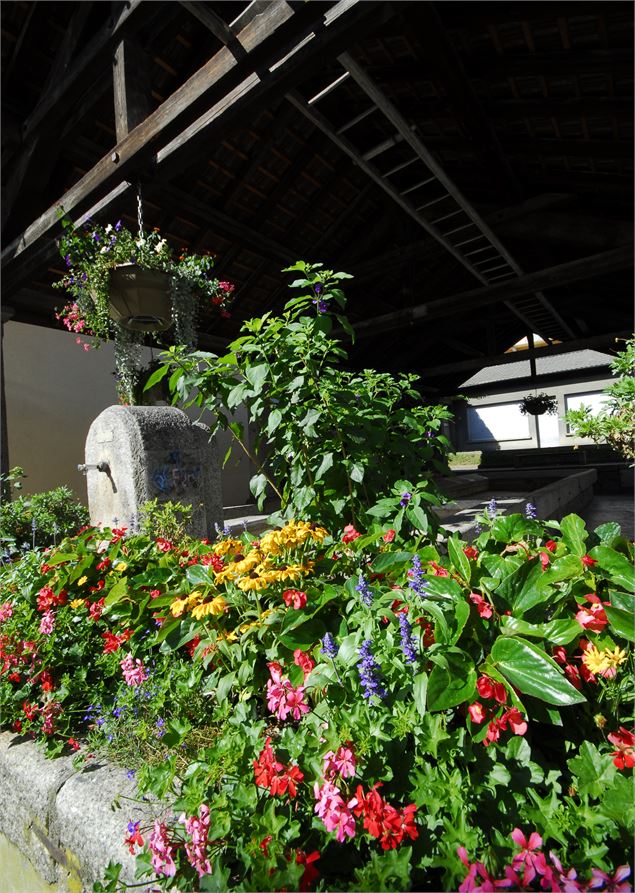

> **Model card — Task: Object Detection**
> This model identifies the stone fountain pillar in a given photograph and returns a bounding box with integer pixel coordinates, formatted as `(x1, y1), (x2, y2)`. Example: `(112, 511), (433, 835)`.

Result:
(82, 405), (223, 538)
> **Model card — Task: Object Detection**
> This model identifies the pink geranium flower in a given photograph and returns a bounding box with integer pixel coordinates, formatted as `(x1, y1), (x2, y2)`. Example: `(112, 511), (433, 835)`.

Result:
(323, 744), (356, 780)
(39, 610), (55, 635)
(266, 662), (309, 721)
(148, 820), (177, 877)
(511, 828), (547, 884)
(120, 654), (148, 686)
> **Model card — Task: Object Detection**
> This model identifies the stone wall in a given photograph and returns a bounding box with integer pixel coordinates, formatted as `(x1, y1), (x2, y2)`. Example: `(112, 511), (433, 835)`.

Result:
(0, 733), (159, 893)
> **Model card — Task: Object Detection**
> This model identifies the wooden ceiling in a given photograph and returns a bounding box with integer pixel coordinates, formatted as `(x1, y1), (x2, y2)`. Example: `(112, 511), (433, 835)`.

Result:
(2, 0), (633, 394)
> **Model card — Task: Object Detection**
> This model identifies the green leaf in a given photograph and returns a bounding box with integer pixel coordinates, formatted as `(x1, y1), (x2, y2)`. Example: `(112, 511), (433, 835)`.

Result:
(495, 560), (553, 615)
(590, 545), (635, 592)
(422, 576), (463, 601)
(279, 618), (326, 650)
(45, 552), (74, 566)
(249, 473), (268, 501)
(427, 648), (476, 711)
(499, 615), (582, 646)
(370, 551), (413, 573)
(143, 363), (169, 391)
(245, 364), (268, 393)
(215, 672), (236, 703)
(491, 636), (586, 706)
(299, 408), (321, 434)
(350, 462), (365, 483)
(541, 555), (583, 584)
(447, 536), (471, 584)
(603, 604), (635, 642)
(266, 409), (282, 435)
(413, 672), (427, 717)
(448, 599), (470, 645)
(594, 521), (622, 546)
(608, 589), (634, 612)
(104, 579), (128, 607)
(406, 504), (429, 534)
(315, 452), (334, 480)
(186, 565), (215, 587)
(560, 514), (588, 556)
(568, 741), (616, 798)
(337, 632), (362, 668)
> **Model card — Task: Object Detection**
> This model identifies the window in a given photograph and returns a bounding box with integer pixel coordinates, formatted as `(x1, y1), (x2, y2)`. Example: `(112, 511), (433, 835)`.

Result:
(467, 403), (531, 443)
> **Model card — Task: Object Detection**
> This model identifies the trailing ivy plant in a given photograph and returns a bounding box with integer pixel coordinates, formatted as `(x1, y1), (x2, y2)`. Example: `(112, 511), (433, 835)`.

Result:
(146, 262), (453, 532)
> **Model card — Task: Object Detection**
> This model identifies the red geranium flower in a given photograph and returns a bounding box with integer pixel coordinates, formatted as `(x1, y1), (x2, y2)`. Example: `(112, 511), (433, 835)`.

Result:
(342, 524), (361, 544)
(608, 727), (635, 770)
(283, 589), (307, 609)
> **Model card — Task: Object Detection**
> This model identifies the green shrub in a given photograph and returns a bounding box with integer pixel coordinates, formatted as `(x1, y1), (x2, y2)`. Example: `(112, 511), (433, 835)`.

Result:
(0, 468), (89, 552)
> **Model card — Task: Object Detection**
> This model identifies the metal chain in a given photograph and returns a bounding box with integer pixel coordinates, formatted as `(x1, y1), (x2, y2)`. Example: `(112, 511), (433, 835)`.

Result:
(136, 183), (144, 239)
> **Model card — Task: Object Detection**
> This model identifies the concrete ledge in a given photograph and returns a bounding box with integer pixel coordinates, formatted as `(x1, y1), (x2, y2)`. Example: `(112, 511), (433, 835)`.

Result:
(0, 733), (159, 893)
(529, 469), (597, 522)
(436, 470), (597, 541)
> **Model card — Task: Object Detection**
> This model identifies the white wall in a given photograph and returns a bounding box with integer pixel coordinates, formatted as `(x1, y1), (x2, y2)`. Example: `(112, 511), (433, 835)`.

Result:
(2, 321), (253, 506)
(453, 377), (615, 452)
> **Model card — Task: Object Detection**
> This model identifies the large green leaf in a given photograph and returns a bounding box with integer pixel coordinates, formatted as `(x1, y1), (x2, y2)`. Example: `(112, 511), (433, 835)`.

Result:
(406, 504), (429, 534)
(491, 636), (586, 706)
(279, 618), (326, 650)
(422, 576), (462, 601)
(371, 551), (413, 573)
(427, 647), (476, 711)
(560, 514), (588, 556)
(542, 555), (584, 584)
(590, 545), (635, 592)
(447, 536), (471, 584)
(495, 560), (553, 615)
(104, 579), (128, 607)
(245, 364), (268, 393)
(603, 604), (635, 643)
(568, 741), (616, 798)
(500, 615), (582, 646)
(186, 565), (215, 587)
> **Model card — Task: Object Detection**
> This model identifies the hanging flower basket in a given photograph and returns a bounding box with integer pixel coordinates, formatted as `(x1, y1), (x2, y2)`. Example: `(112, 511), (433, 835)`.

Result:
(107, 263), (172, 332)
(519, 393), (558, 416)
(53, 212), (235, 405)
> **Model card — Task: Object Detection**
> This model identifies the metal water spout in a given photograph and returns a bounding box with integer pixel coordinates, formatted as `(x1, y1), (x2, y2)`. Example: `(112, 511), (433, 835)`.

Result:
(77, 461), (110, 475)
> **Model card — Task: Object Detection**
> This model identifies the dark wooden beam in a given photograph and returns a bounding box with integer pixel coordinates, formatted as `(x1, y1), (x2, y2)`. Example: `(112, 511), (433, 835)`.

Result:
(21, 0), (149, 142)
(346, 244), (634, 340)
(363, 50), (633, 83)
(422, 331), (631, 380)
(2, 0), (379, 295)
(113, 38), (153, 143)
(414, 2), (522, 199)
(2, 3), (97, 234)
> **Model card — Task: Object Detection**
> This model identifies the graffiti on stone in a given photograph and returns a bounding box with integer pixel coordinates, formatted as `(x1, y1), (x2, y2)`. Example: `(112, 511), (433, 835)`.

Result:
(151, 450), (202, 497)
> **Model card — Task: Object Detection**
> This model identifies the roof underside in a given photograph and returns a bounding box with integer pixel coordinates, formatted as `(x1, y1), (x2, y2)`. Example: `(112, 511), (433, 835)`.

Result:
(2, 0), (633, 395)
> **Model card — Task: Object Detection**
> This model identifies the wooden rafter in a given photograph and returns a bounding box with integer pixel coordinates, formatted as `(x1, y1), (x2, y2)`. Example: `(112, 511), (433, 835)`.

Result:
(344, 244), (634, 340)
(2, 0), (381, 296)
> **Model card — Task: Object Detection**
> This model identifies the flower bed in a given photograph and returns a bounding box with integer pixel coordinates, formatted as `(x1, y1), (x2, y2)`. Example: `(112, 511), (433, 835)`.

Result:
(0, 506), (633, 892)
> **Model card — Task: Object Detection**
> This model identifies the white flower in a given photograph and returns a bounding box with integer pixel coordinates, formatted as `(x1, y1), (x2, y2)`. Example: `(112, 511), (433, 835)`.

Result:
(105, 224), (112, 233)
(135, 238), (145, 248)
(100, 246), (109, 253)
(154, 239), (167, 254)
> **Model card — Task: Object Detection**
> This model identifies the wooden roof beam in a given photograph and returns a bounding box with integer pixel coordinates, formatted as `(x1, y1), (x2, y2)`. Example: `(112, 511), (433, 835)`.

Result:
(345, 244), (633, 340)
(2, 0), (380, 296)
(413, 2), (522, 200)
